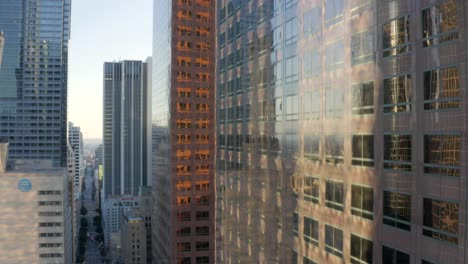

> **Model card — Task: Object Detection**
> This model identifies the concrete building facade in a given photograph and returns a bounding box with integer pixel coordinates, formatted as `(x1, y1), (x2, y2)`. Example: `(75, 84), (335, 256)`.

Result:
(0, 142), (73, 264)
(152, 0), (215, 262)
(103, 195), (139, 248)
(121, 215), (147, 264)
(216, 0), (468, 264)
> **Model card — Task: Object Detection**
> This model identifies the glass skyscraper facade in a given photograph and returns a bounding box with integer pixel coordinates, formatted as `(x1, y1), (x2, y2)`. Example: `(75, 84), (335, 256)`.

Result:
(103, 60), (151, 198)
(216, 0), (468, 263)
(0, 0), (71, 167)
(152, 0), (215, 263)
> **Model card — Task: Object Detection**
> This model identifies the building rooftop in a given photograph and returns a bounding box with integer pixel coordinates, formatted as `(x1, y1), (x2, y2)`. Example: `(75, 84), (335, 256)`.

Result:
(124, 215), (143, 223)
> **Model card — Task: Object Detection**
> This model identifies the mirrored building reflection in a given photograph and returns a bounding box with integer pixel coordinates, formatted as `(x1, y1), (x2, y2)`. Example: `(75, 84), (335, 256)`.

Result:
(216, 0), (468, 263)
(0, 0), (71, 167)
(152, 0), (215, 263)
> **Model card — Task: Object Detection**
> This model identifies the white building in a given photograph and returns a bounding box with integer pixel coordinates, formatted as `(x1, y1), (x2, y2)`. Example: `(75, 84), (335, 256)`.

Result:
(0, 141), (72, 264)
(68, 122), (85, 193)
(102, 195), (139, 248)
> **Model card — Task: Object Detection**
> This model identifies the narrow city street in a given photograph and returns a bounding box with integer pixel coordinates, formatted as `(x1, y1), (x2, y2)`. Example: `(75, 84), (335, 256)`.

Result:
(83, 168), (102, 264)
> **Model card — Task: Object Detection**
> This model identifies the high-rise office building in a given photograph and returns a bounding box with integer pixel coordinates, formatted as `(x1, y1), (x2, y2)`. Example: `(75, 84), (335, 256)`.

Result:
(216, 0), (468, 263)
(103, 60), (151, 198)
(102, 59), (151, 252)
(0, 141), (73, 264)
(152, 0), (215, 262)
(68, 122), (84, 192)
(95, 144), (103, 167)
(0, 1), (72, 262)
(67, 142), (80, 263)
(0, 0), (71, 167)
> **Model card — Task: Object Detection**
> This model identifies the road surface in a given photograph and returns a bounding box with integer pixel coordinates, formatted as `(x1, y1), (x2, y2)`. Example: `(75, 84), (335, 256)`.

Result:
(83, 169), (103, 264)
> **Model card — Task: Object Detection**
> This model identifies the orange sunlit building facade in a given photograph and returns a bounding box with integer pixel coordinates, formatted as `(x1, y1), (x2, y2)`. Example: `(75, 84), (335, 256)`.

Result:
(152, 0), (215, 263)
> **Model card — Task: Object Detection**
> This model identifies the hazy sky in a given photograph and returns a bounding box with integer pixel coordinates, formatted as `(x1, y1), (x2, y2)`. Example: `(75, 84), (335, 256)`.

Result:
(68, 0), (153, 140)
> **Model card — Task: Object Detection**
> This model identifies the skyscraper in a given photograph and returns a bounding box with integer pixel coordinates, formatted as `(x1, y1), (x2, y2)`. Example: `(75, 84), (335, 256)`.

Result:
(0, 0), (71, 167)
(68, 122), (84, 192)
(102, 59), (152, 250)
(216, 0), (468, 264)
(102, 60), (151, 198)
(152, 0), (215, 262)
(0, 1), (72, 262)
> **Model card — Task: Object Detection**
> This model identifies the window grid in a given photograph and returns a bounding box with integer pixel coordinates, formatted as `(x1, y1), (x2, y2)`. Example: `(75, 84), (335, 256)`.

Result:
(326, 180), (344, 211)
(424, 66), (460, 110)
(303, 176), (319, 203)
(350, 234), (373, 264)
(422, 0), (458, 47)
(383, 190), (411, 231)
(423, 198), (459, 244)
(351, 185), (374, 220)
(424, 134), (461, 177)
(325, 224), (343, 258)
(303, 216), (319, 246)
(383, 15), (411, 57)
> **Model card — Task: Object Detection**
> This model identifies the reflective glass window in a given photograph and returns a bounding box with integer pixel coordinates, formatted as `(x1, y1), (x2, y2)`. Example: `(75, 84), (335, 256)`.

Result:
(293, 212), (299, 235)
(303, 7), (321, 37)
(352, 81), (374, 115)
(383, 16), (411, 57)
(382, 245), (410, 264)
(325, 40), (344, 71)
(286, 0), (298, 8)
(285, 18), (298, 45)
(351, 30), (374, 66)
(196, 256), (209, 264)
(383, 134), (412, 171)
(351, 185), (374, 220)
(177, 211), (191, 221)
(273, 97), (283, 120)
(303, 256), (317, 264)
(326, 88), (344, 119)
(383, 191), (411, 231)
(286, 95), (299, 120)
(325, 0), (344, 26)
(325, 134), (344, 163)
(303, 51), (321, 78)
(423, 198), (459, 244)
(325, 180), (344, 211)
(196, 241), (209, 251)
(286, 56), (299, 82)
(303, 91), (321, 120)
(424, 134), (460, 177)
(304, 134), (320, 161)
(424, 66), (460, 110)
(303, 176), (319, 203)
(383, 75), (412, 113)
(176, 227), (191, 237)
(352, 135), (374, 167)
(325, 225), (343, 258)
(285, 133), (299, 154)
(303, 216), (319, 246)
(350, 234), (373, 264)
(422, 0), (457, 47)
